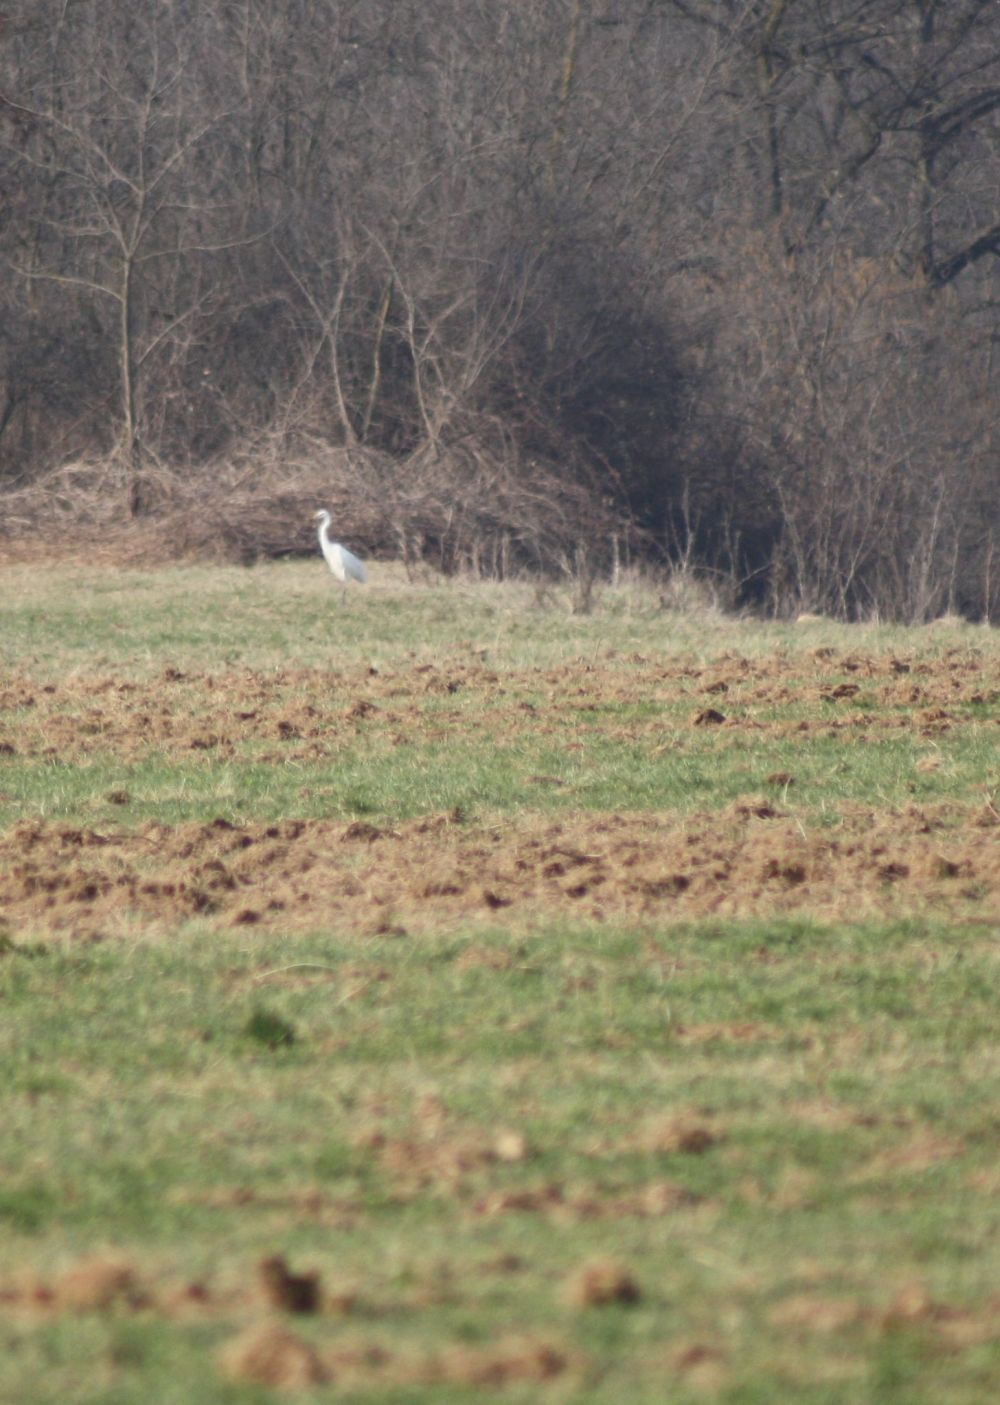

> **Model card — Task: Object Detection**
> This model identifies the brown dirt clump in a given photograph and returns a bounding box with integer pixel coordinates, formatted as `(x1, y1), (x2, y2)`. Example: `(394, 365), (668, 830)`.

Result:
(666, 1341), (730, 1392)
(53, 1257), (148, 1312)
(0, 647), (995, 764)
(767, 1281), (1000, 1350)
(473, 1178), (695, 1223)
(563, 1258), (642, 1308)
(217, 1321), (329, 1390)
(433, 1336), (574, 1387)
(1, 801), (997, 941)
(0, 1262), (231, 1320)
(257, 1255), (322, 1315)
(2, 649), (999, 939)
(637, 1114), (721, 1155)
(370, 1127), (517, 1196)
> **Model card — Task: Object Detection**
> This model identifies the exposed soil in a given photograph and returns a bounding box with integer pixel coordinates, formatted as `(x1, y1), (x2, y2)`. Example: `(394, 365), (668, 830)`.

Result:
(562, 1258), (642, 1307)
(0, 646), (996, 763)
(0, 649), (997, 940)
(4, 1251), (996, 1395)
(0, 801), (996, 941)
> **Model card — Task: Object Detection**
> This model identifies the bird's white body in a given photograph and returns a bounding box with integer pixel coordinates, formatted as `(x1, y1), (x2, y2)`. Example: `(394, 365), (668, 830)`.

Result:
(314, 510), (367, 585)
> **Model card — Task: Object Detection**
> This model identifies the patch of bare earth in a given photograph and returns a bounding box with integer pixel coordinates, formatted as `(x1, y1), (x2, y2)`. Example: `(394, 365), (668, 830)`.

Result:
(563, 1258), (642, 1308)
(1, 649), (998, 938)
(0, 801), (997, 940)
(767, 1281), (1000, 1350)
(1, 1247), (582, 1393)
(218, 1322), (329, 1390)
(0, 646), (997, 760)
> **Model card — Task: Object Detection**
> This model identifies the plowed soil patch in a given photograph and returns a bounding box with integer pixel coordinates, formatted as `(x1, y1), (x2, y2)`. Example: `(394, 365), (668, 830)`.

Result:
(3, 647), (998, 938)
(1, 804), (997, 940)
(1, 648), (997, 763)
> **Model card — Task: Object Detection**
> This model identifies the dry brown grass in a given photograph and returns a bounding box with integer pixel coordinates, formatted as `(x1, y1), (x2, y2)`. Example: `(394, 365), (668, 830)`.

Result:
(0, 430), (627, 577)
(0, 448), (383, 566)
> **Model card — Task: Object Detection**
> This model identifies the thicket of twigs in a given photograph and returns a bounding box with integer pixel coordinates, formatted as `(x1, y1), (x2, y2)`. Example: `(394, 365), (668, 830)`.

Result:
(0, 435), (628, 585)
(1, 3), (999, 619)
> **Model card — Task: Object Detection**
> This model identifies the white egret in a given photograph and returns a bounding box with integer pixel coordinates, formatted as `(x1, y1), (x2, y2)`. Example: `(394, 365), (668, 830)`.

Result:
(313, 510), (367, 594)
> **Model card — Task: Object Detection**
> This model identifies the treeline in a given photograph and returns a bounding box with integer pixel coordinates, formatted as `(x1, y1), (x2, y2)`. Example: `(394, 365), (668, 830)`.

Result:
(1, 1), (999, 618)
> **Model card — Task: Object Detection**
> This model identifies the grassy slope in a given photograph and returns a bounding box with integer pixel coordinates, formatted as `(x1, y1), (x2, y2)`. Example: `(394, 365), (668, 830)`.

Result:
(1, 562), (997, 833)
(1, 563), (998, 1404)
(3, 559), (986, 675)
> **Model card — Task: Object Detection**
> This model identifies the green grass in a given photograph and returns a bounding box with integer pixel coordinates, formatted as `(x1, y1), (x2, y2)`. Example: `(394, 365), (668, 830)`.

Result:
(2, 722), (995, 830)
(2, 920), (999, 1403)
(1, 562), (999, 1403)
(2, 559), (993, 676)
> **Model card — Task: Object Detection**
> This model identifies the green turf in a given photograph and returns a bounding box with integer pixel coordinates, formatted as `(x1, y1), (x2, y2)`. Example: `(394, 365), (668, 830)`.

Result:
(1, 721), (995, 830)
(2, 920), (999, 1403)
(0, 563), (998, 1403)
(1, 559), (991, 676)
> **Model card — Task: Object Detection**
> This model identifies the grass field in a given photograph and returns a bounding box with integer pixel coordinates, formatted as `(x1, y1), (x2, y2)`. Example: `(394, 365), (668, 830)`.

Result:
(1, 561), (999, 1404)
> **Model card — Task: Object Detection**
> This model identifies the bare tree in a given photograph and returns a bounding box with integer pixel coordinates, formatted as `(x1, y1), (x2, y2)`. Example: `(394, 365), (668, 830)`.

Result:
(0, 4), (249, 511)
(0, 0), (998, 615)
